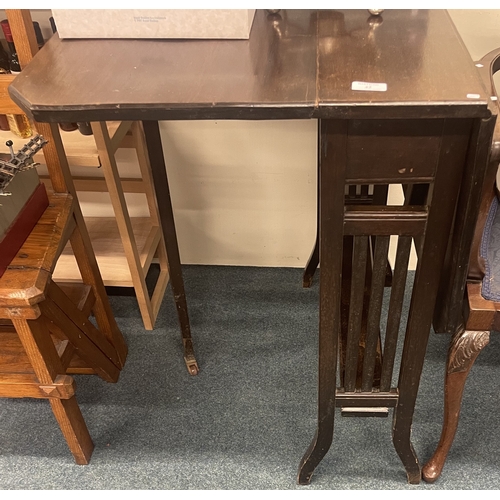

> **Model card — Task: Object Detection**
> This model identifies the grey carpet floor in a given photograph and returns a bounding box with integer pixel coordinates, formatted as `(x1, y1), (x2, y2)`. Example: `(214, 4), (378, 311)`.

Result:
(0, 265), (499, 490)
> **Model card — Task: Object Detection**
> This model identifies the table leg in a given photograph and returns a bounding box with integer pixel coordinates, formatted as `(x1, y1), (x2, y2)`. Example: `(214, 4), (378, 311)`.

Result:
(142, 120), (199, 376)
(303, 233), (319, 288)
(298, 119), (347, 484)
(302, 122), (321, 289)
(392, 119), (472, 484)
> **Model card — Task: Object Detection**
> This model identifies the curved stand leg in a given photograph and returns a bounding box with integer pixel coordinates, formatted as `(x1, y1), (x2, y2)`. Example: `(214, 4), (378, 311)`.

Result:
(298, 420), (334, 485)
(422, 329), (490, 483)
(392, 418), (421, 484)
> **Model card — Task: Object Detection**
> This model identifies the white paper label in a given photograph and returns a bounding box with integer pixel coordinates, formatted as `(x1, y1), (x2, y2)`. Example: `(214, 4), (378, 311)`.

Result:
(351, 81), (387, 92)
(467, 93), (481, 99)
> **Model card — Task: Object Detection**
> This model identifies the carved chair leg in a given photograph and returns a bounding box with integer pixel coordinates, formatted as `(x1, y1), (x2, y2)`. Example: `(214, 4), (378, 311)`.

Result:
(422, 329), (490, 483)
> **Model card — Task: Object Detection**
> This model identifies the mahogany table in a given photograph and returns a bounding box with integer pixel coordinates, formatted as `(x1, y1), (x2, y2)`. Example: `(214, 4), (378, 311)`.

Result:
(9, 9), (496, 484)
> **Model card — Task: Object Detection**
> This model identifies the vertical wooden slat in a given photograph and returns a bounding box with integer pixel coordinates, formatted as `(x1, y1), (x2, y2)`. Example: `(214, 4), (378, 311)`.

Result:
(372, 185), (393, 288)
(403, 183), (430, 260)
(379, 235), (412, 392)
(361, 235), (390, 392)
(5, 10), (38, 68)
(339, 236), (353, 389)
(344, 235), (369, 392)
(360, 184), (369, 197)
(373, 184), (389, 205)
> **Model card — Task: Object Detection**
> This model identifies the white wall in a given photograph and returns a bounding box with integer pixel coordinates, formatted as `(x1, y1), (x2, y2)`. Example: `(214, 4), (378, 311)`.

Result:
(448, 10), (500, 61)
(3, 9), (500, 268)
(158, 120), (317, 267)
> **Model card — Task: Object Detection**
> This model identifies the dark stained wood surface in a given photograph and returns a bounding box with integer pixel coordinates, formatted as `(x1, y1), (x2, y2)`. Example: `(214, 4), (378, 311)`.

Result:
(8, 9), (491, 122)
(9, 10), (318, 122)
(317, 10), (489, 118)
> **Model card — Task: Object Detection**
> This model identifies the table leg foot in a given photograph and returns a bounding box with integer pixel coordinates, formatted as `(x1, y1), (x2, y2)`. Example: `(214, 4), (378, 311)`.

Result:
(421, 460), (441, 484)
(393, 418), (421, 484)
(297, 443), (320, 484)
(183, 338), (199, 376)
(297, 425), (334, 485)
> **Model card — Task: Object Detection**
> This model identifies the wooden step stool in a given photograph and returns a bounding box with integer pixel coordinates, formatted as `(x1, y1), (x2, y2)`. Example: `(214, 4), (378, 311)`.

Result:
(0, 192), (127, 464)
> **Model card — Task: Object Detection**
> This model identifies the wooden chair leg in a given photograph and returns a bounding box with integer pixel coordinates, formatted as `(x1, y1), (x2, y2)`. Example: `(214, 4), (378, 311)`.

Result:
(422, 329), (490, 483)
(49, 396), (94, 465)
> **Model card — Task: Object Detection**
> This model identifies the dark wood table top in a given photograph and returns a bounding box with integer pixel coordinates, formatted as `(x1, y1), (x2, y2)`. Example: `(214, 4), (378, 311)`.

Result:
(9, 9), (491, 122)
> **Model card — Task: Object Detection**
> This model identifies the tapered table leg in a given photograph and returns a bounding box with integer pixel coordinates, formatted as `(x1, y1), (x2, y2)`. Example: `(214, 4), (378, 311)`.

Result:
(142, 120), (199, 376)
(303, 121), (321, 289)
(298, 119), (347, 484)
(422, 329), (490, 483)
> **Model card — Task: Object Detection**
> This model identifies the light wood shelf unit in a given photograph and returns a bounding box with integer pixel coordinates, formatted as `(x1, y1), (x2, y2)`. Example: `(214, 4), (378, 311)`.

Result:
(2, 115), (168, 330)
(29, 120), (169, 331)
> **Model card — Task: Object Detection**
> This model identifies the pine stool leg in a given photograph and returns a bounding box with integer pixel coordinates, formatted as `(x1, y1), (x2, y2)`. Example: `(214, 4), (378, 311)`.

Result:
(49, 397), (94, 465)
(12, 316), (94, 464)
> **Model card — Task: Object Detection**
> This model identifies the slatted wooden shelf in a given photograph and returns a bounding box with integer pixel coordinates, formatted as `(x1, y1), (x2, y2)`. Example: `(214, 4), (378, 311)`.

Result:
(53, 216), (157, 287)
